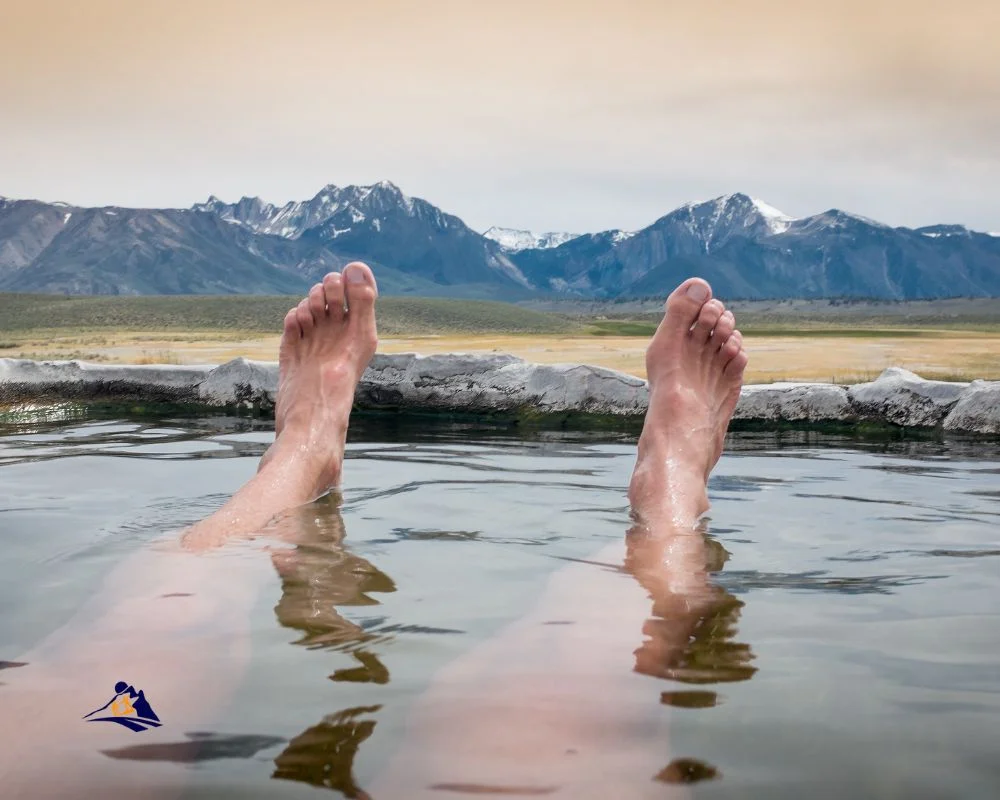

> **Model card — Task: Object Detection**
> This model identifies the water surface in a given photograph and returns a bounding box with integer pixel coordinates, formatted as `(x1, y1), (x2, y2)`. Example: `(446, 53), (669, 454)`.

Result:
(1, 415), (998, 798)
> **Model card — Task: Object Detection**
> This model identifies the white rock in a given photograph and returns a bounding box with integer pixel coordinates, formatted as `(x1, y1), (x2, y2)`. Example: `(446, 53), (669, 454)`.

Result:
(357, 354), (648, 416)
(848, 367), (968, 428)
(735, 383), (853, 422)
(0, 358), (211, 403)
(942, 380), (1000, 434)
(196, 357), (277, 407)
(2, 357), (997, 435)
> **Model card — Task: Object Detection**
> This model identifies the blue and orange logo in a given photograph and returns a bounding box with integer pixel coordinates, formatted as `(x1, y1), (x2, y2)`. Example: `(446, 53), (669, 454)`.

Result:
(83, 681), (162, 733)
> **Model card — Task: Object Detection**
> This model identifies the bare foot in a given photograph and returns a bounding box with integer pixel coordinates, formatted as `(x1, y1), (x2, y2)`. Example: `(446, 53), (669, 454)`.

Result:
(628, 277), (748, 525)
(261, 262), (378, 494)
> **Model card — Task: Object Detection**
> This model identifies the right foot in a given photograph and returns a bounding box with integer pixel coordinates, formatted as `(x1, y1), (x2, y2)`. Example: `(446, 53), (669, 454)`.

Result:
(260, 262), (379, 495)
(629, 278), (748, 524)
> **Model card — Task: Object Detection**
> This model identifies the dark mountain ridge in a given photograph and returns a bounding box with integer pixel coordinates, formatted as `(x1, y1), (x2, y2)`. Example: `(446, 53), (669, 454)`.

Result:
(1, 186), (997, 299)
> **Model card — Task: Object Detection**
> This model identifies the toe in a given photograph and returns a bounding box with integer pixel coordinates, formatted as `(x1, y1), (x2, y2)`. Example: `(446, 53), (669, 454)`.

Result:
(282, 308), (301, 340)
(308, 283), (326, 321)
(692, 299), (725, 343)
(344, 261), (379, 342)
(718, 331), (743, 366)
(323, 272), (345, 322)
(663, 277), (712, 331)
(295, 298), (314, 335)
(724, 348), (749, 381)
(712, 310), (735, 350)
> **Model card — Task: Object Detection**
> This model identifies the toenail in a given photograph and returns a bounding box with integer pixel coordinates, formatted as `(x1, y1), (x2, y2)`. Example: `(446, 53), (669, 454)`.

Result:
(345, 265), (366, 283)
(686, 282), (709, 302)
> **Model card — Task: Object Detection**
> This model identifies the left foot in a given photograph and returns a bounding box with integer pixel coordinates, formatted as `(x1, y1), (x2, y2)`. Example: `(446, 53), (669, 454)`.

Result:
(260, 263), (378, 494)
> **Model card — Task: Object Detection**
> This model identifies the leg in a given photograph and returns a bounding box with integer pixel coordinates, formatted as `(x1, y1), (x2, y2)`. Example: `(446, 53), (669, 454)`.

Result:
(624, 278), (755, 699)
(372, 278), (749, 797)
(183, 263), (379, 550)
(0, 264), (380, 798)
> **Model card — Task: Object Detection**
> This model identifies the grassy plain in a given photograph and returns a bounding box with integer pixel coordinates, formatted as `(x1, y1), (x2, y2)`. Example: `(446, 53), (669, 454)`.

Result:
(1, 293), (997, 384)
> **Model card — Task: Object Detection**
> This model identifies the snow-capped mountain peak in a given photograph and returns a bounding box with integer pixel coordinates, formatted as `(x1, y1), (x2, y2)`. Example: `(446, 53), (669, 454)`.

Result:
(664, 193), (799, 253)
(749, 197), (795, 234)
(682, 193), (796, 233)
(190, 181), (423, 240)
(483, 227), (580, 252)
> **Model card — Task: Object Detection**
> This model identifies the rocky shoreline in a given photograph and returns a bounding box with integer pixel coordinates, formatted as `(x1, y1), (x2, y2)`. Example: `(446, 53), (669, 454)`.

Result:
(1, 355), (998, 434)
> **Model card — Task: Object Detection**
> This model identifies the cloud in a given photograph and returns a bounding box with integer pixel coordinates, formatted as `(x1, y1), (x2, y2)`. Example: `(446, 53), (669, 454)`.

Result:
(1, 0), (997, 231)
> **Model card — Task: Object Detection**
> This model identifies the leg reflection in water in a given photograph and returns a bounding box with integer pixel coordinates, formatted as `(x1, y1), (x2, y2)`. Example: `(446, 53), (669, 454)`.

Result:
(269, 497), (396, 661)
(626, 521), (756, 786)
(265, 499), (395, 798)
(627, 521), (756, 689)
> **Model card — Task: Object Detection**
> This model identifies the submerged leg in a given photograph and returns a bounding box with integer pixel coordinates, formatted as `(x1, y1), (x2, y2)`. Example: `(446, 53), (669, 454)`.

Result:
(372, 278), (749, 797)
(0, 264), (380, 798)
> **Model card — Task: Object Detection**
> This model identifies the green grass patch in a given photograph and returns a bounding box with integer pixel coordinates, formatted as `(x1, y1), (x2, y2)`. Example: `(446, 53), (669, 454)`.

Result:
(735, 327), (936, 338)
(583, 319), (953, 339)
(585, 320), (660, 336)
(0, 293), (581, 336)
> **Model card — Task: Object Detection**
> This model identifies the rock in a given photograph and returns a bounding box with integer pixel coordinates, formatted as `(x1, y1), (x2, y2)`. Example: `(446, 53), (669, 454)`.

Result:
(848, 367), (968, 428)
(2, 357), (996, 435)
(196, 357), (277, 407)
(0, 358), (210, 404)
(735, 382), (853, 422)
(357, 353), (649, 416)
(943, 381), (1000, 434)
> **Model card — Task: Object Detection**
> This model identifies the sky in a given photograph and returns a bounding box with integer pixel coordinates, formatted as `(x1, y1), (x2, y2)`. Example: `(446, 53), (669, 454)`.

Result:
(2, 0), (999, 233)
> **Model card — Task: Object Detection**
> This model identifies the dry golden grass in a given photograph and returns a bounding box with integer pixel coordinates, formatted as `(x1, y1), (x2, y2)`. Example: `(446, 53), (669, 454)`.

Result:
(2, 329), (998, 383)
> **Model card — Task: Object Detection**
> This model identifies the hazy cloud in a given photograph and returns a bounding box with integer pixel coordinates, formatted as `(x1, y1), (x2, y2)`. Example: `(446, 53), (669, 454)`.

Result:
(2, 0), (998, 232)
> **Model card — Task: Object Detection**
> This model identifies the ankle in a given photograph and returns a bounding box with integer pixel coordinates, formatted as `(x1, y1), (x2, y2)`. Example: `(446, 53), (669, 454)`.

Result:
(628, 457), (708, 528)
(261, 425), (345, 492)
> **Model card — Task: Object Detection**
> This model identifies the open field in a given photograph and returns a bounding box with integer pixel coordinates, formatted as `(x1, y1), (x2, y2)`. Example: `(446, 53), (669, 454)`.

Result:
(0, 293), (997, 383)
(0, 293), (580, 336)
(524, 296), (1000, 329)
(2, 330), (997, 384)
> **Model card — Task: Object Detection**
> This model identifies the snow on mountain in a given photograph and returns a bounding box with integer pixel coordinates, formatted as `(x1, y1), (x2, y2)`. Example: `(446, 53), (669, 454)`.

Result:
(192, 181), (417, 240)
(915, 224), (972, 239)
(483, 227), (580, 252)
(750, 197), (795, 234)
(667, 193), (798, 254)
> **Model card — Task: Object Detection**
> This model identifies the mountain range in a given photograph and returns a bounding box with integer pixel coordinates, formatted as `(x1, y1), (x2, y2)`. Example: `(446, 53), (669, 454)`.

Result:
(2, 182), (998, 299)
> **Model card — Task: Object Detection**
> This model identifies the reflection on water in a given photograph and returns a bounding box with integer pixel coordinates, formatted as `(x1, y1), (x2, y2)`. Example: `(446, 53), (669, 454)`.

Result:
(102, 732), (287, 764)
(1, 414), (999, 798)
(272, 705), (380, 798)
(655, 757), (721, 785)
(269, 498), (397, 655)
(265, 501), (395, 795)
(627, 524), (757, 689)
(264, 502), (763, 793)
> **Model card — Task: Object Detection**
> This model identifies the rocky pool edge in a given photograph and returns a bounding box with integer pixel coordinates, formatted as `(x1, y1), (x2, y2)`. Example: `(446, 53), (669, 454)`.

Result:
(1, 355), (997, 435)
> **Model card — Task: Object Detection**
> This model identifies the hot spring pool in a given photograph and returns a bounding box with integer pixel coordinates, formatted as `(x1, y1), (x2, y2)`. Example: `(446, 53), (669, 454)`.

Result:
(1, 414), (998, 798)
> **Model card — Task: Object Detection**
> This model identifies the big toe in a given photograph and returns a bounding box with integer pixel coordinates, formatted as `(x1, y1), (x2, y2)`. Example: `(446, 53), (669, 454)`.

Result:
(343, 262), (379, 340)
(663, 278), (712, 332)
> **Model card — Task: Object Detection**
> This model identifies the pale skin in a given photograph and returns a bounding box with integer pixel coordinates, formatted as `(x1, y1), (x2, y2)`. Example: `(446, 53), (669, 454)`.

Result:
(369, 277), (748, 798)
(0, 269), (748, 798)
